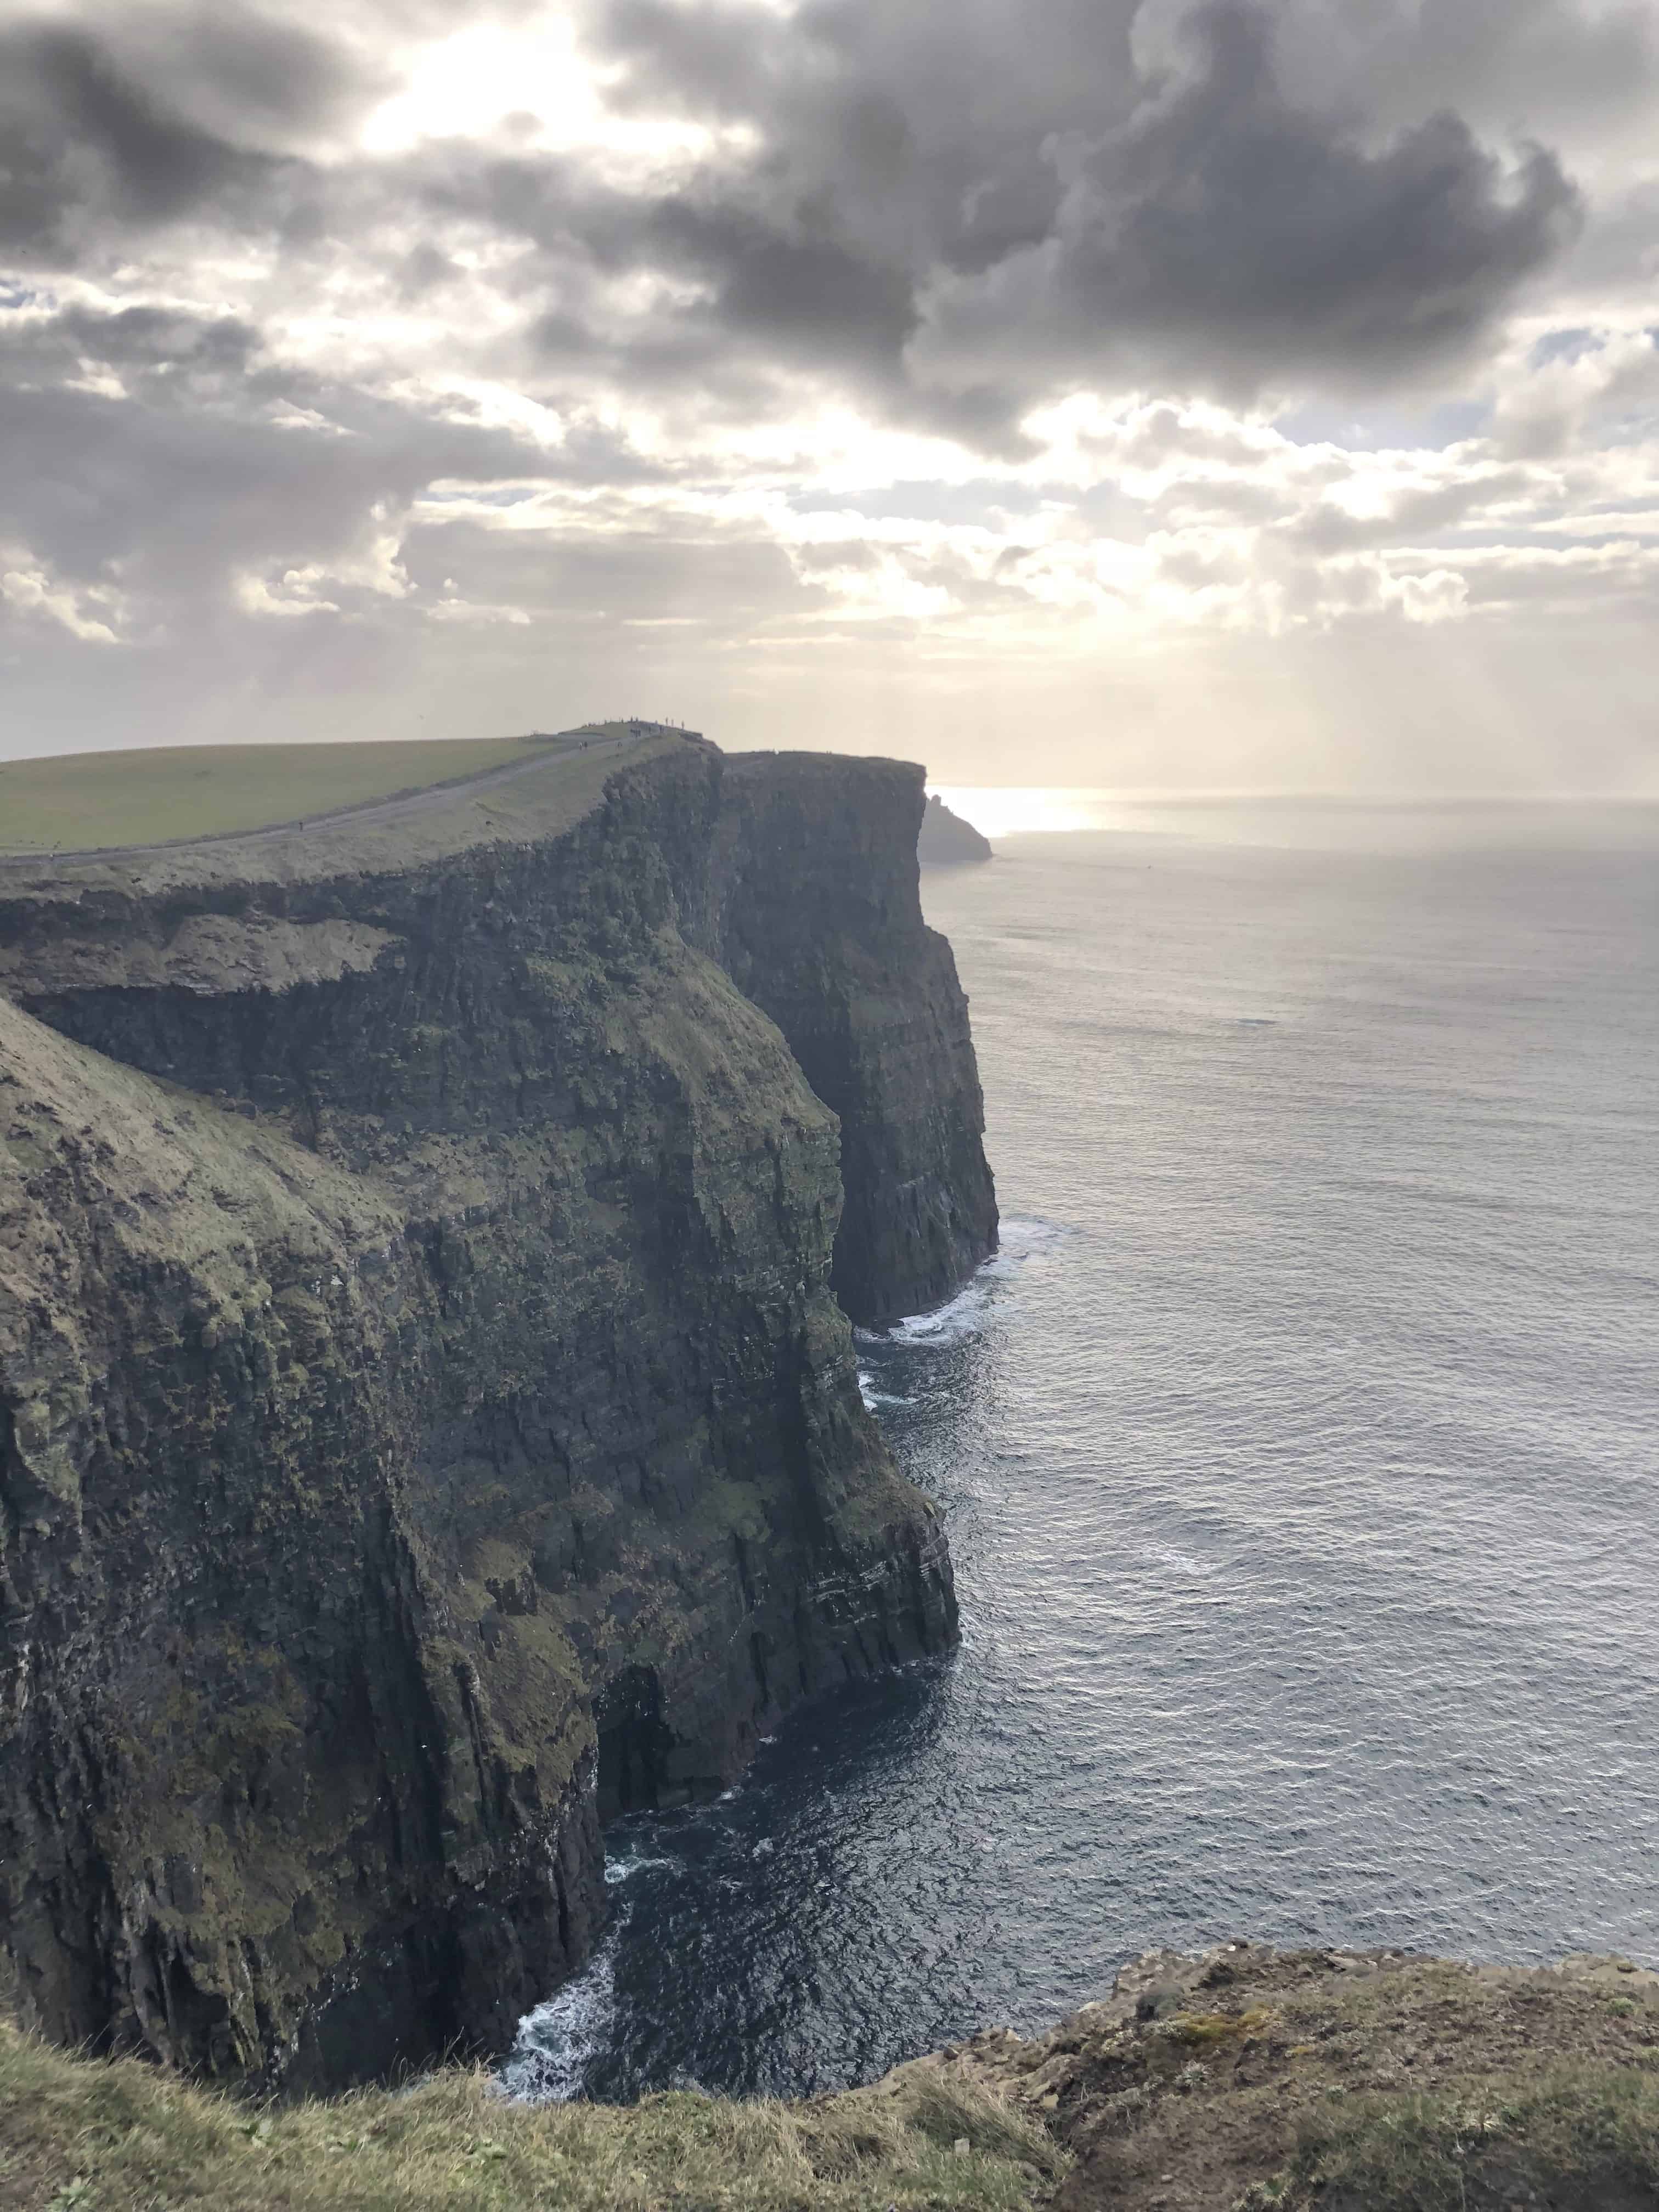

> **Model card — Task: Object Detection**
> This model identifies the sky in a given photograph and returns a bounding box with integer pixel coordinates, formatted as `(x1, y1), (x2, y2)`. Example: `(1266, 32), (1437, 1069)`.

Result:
(1, 0), (1657, 791)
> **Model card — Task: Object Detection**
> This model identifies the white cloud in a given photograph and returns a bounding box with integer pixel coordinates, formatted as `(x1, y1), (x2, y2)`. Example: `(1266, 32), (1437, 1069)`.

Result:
(234, 570), (341, 618)
(0, 555), (121, 644)
(235, 517), (412, 618)
(427, 594), (533, 623)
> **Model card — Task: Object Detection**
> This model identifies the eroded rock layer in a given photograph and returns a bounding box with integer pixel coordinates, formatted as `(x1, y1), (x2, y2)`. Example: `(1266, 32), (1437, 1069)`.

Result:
(0, 736), (988, 2089)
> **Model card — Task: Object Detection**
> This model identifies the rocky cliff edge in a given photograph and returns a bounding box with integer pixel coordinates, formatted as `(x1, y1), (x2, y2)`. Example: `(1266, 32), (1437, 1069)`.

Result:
(2, 1944), (1656, 2210)
(885, 1941), (1659, 2211)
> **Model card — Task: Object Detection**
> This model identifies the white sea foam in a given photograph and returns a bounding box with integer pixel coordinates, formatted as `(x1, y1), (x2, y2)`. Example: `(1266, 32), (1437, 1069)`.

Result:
(500, 1929), (620, 2104)
(859, 1373), (913, 1407)
(889, 1278), (992, 1344)
(996, 1214), (1075, 1260)
(879, 1215), (1070, 1346)
(603, 1849), (682, 1886)
(1146, 1546), (1220, 1578)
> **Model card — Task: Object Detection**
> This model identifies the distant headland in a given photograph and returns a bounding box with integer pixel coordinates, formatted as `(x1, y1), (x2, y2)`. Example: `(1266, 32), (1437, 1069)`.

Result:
(919, 792), (993, 865)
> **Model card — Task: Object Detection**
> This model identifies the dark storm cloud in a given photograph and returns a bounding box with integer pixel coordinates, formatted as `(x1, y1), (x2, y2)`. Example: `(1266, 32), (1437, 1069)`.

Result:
(1264, 0), (1659, 143)
(19, 301), (262, 380)
(401, 0), (1588, 435)
(922, 4), (1583, 393)
(0, 8), (370, 262)
(0, 0), (1610, 420)
(414, 151), (925, 431)
(0, 26), (258, 259)
(647, 201), (917, 363)
(478, 172), (918, 379)
(0, 312), (538, 604)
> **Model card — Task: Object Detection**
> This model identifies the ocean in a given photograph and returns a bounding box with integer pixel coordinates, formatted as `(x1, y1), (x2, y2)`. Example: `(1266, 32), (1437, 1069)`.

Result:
(505, 800), (1659, 2103)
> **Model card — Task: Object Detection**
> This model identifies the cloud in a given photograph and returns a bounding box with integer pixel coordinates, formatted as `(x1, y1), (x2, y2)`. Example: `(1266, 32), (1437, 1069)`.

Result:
(1251, 0), (1659, 155)
(0, 0), (1655, 789)
(425, 593), (533, 623)
(0, 552), (122, 643)
(0, 6), (374, 263)
(0, 298), (544, 631)
(917, 6), (1582, 400)
(335, 0), (1592, 449)
(2, 298), (262, 390)
(556, 0), (1585, 424)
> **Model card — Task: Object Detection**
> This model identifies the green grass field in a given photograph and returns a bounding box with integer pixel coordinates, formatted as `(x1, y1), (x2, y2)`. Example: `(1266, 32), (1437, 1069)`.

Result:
(0, 736), (580, 856)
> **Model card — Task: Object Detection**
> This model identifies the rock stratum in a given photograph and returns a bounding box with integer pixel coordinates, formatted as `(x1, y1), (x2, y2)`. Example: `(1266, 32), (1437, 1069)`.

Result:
(0, 731), (997, 2092)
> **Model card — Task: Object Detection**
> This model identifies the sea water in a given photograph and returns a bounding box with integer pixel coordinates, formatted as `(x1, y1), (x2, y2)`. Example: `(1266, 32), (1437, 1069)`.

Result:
(505, 800), (1659, 2102)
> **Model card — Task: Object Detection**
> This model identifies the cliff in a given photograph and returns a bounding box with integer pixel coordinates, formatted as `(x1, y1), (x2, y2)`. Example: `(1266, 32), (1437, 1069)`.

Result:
(0, 733), (992, 2090)
(919, 794), (994, 866)
(712, 755), (997, 1324)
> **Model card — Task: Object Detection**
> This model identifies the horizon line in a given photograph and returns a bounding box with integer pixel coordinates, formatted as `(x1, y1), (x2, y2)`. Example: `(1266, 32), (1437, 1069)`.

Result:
(928, 786), (1659, 808)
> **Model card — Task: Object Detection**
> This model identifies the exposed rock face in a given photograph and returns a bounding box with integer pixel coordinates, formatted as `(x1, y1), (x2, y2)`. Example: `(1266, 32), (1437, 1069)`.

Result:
(918, 793), (992, 866)
(0, 736), (986, 2090)
(712, 755), (997, 1325)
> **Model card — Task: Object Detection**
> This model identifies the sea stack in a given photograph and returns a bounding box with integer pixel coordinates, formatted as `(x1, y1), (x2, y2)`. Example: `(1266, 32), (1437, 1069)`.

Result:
(918, 793), (993, 866)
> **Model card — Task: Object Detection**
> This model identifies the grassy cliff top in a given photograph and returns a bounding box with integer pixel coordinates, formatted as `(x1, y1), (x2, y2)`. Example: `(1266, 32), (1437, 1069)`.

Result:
(0, 725), (684, 898)
(0, 2023), (1056, 2212)
(4, 1949), (1658, 2211)
(922, 1942), (1659, 2212)
(0, 733), (594, 856)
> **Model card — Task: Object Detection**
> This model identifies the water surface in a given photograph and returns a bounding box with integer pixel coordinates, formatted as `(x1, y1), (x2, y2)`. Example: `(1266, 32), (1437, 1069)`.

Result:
(507, 803), (1659, 2101)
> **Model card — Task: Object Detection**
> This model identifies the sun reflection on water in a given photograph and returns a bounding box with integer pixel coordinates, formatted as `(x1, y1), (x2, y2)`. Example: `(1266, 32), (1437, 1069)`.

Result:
(928, 787), (1107, 837)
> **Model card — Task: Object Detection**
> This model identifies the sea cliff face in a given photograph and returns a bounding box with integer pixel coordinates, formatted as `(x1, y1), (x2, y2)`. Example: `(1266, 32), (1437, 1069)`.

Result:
(0, 736), (989, 2090)
(712, 754), (997, 1325)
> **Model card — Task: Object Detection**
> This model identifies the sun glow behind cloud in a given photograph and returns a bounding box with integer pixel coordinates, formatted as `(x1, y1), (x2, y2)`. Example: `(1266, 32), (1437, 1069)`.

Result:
(358, 10), (751, 163)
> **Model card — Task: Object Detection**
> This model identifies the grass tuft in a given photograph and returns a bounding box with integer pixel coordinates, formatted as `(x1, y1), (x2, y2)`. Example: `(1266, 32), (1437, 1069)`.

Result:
(1164, 2007), (1276, 2049)
(0, 2023), (1058, 2211)
(1285, 2063), (1659, 2211)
